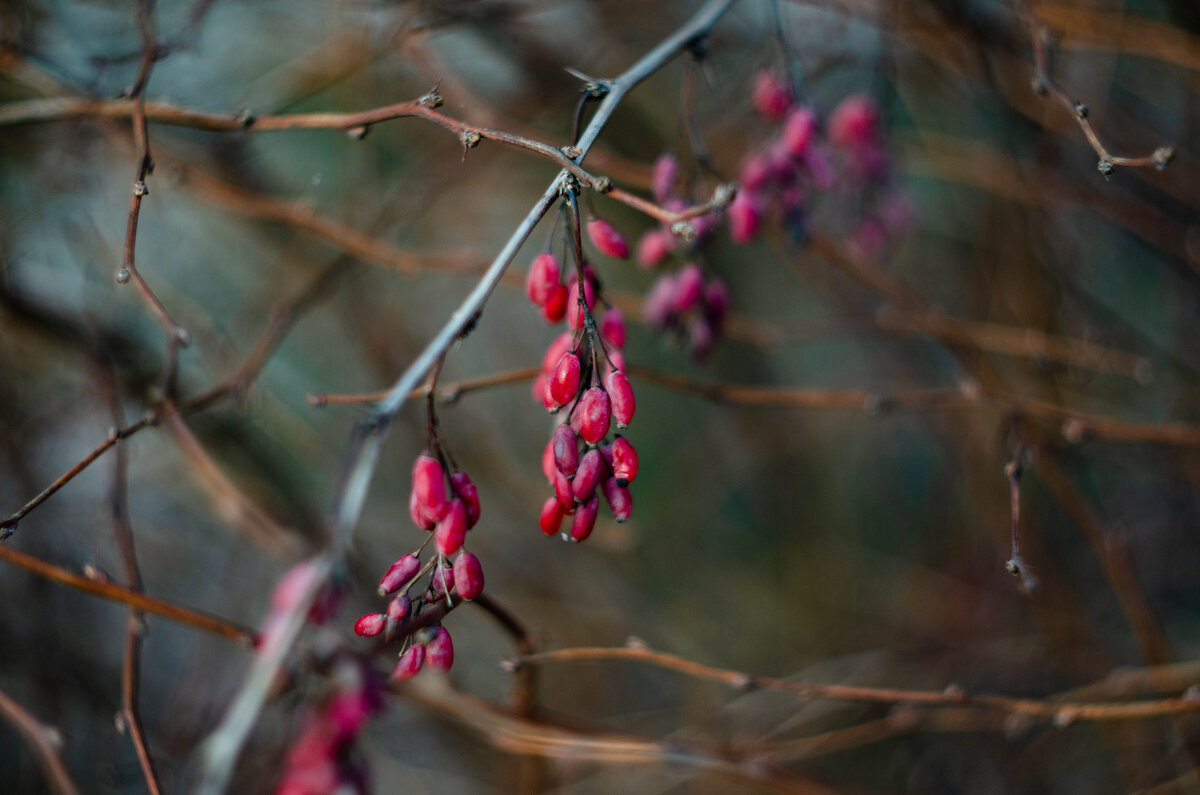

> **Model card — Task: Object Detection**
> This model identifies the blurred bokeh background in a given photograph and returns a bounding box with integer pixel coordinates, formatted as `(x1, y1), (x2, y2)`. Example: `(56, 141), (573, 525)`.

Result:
(1, 0), (1199, 792)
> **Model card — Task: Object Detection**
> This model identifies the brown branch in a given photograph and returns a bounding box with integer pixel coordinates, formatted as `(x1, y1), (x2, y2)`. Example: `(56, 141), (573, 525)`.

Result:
(0, 542), (256, 644)
(0, 688), (81, 795)
(514, 645), (1200, 723)
(307, 367), (542, 407)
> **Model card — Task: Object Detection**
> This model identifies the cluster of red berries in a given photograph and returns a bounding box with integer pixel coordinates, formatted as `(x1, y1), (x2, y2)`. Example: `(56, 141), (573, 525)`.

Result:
(733, 70), (914, 256)
(352, 452), (485, 681)
(642, 261), (729, 359)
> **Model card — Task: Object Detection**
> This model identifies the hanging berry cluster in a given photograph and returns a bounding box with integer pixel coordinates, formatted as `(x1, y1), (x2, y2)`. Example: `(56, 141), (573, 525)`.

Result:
(353, 390), (485, 682)
(527, 188), (640, 542)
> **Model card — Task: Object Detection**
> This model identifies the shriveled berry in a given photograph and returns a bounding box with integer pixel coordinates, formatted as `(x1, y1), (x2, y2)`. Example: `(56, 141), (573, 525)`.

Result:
(552, 424), (580, 479)
(540, 496), (566, 535)
(434, 498), (468, 556)
(652, 153), (678, 201)
(554, 469), (574, 510)
(605, 370), (635, 428)
(450, 470), (481, 528)
(637, 228), (673, 268)
(573, 448), (604, 503)
(611, 436), (639, 486)
(392, 644), (425, 681)
(570, 494), (599, 541)
(550, 352), (581, 406)
(453, 552), (484, 600)
(752, 70), (791, 121)
(781, 107), (818, 158)
(541, 283), (568, 323)
(354, 613), (385, 637)
(587, 217), (628, 259)
(577, 387), (611, 444)
(425, 626), (454, 671)
(601, 477), (632, 522)
(387, 594), (410, 623)
(600, 307), (626, 350)
(378, 553), (421, 595)
(525, 252), (560, 306)
(672, 264), (704, 313)
(411, 454), (448, 527)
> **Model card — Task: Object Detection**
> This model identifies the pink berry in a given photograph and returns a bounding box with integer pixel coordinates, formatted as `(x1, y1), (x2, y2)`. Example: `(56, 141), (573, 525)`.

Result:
(387, 594), (410, 623)
(541, 283), (568, 323)
(552, 424), (580, 479)
(781, 107), (818, 158)
(577, 387), (611, 444)
(354, 613), (385, 637)
(727, 191), (763, 244)
(409, 490), (432, 531)
(828, 94), (880, 149)
(601, 477), (633, 522)
(434, 498), (468, 556)
(453, 552), (484, 600)
(652, 154), (678, 201)
(643, 274), (677, 328)
(600, 307), (626, 350)
(605, 370), (635, 428)
(411, 454), (448, 527)
(690, 212), (719, 240)
(550, 352), (581, 406)
(636, 229), (672, 268)
(429, 560), (455, 602)
(608, 349), (626, 373)
(450, 471), (480, 528)
(542, 436), (558, 483)
(752, 70), (791, 121)
(554, 469), (574, 510)
(540, 496), (566, 535)
(689, 318), (716, 359)
(672, 264), (704, 314)
(803, 148), (836, 190)
(392, 644), (425, 681)
(570, 494), (599, 542)
(739, 155), (772, 192)
(611, 436), (638, 486)
(425, 626), (454, 671)
(525, 252), (560, 306)
(566, 278), (596, 332)
(587, 217), (628, 259)
(378, 553), (421, 596)
(542, 332), (573, 373)
(572, 448), (604, 503)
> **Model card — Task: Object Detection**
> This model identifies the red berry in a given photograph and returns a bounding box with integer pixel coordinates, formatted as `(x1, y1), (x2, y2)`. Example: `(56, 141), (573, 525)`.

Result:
(602, 477), (633, 522)
(425, 626), (454, 671)
(391, 644), (425, 681)
(829, 94), (881, 149)
(611, 436), (639, 486)
(566, 278), (596, 332)
(387, 594), (410, 623)
(542, 332), (573, 372)
(378, 553), (421, 595)
(539, 496), (566, 535)
(450, 471), (480, 528)
(541, 283), (568, 323)
(542, 436), (557, 483)
(354, 613), (385, 637)
(411, 454), (448, 527)
(781, 107), (817, 158)
(434, 498), (468, 556)
(652, 154), (678, 201)
(605, 370), (635, 428)
(525, 252), (560, 306)
(672, 264), (704, 313)
(728, 191), (762, 244)
(577, 387), (611, 444)
(550, 352), (581, 406)
(636, 228), (672, 268)
(586, 217), (628, 259)
(600, 307), (626, 350)
(453, 552), (484, 600)
(642, 274), (676, 328)
(570, 494), (599, 541)
(554, 469), (574, 510)
(552, 424), (579, 479)
(752, 70), (792, 121)
(739, 155), (772, 192)
(431, 560), (455, 601)
(572, 448), (604, 503)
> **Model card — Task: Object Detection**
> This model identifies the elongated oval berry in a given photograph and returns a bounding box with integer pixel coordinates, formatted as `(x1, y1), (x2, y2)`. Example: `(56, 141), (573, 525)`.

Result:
(378, 553), (421, 596)
(637, 228), (672, 268)
(542, 332), (573, 373)
(554, 469), (574, 510)
(525, 252), (560, 306)
(643, 274), (677, 328)
(728, 191), (762, 244)
(392, 644), (425, 681)
(552, 424), (579, 479)
(652, 153), (678, 201)
(587, 217), (628, 259)
(611, 436), (639, 486)
(577, 387), (611, 444)
(569, 494), (599, 542)
(411, 454), (448, 526)
(432, 560), (455, 601)
(409, 490), (432, 531)
(550, 352), (581, 406)
(540, 496), (566, 535)
(740, 155), (772, 192)
(602, 477), (632, 522)
(752, 70), (791, 121)
(453, 552), (484, 600)
(434, 498), (468, 556)
(689, 317), (716, 359)
(829, 94), (880, 150)
(781, 107), (818, 158)
(450, 471), (481, 528)
(354, 613), (385, 637)
(672, 264), (704, 314)
(542, 436), (557, 484)
(387, 594), (410, 623)
(600, 307), (626, 350)
(541, 283), (568, 323)
(608, 349), (626, 374)
(605, 370), (635, 428)
(572, 448), (604, 503)
(566, 278), (597, 332)
(425, 626), (454, 671)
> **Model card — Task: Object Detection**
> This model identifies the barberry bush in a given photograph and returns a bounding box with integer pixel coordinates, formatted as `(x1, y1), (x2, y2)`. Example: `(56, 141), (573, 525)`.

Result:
(1, 0), (1198, 792)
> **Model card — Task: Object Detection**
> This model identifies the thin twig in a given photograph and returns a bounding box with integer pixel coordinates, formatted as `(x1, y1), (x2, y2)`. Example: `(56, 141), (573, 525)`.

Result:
(0, 688), (81, 795)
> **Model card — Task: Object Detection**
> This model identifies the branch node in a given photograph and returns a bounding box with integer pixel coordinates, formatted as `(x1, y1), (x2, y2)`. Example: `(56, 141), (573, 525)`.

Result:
(236, 110), (256, 128)
(591, 176), (612, 193)
(712, 183), (737, 208)
(460, 129), (481, 150)
(671, 220), (697, 241)
(133, 181), (149, 197)
(418, 91), (444, 109)
(115, 268), (131, 284)
(345, 125), (369, 140)
(1073, 102), (1088, 120)
(1153, 146), (1176, 169)
(0, 522), (14, 540)
(561, 145), (583, 161)
(1097, 159), (1113, 177)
